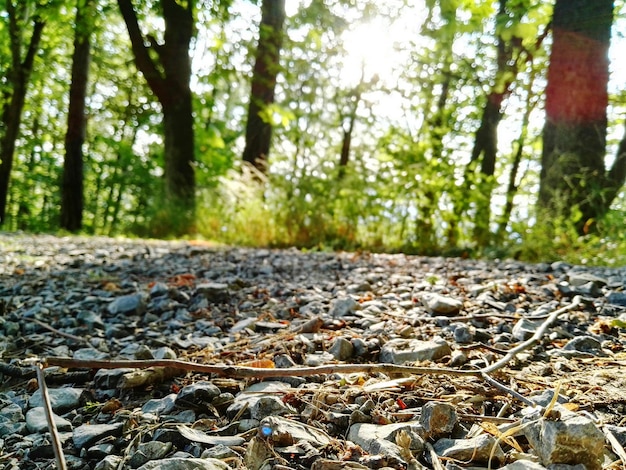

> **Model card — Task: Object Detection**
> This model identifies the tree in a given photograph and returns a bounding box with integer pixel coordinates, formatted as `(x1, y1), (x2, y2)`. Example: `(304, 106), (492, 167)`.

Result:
(539, 0), (626, 232)
(242, 0), (286, 172)
(117, 0), (196, 222)
(0, 1), (45, 225)
(61, 0), (94, 232)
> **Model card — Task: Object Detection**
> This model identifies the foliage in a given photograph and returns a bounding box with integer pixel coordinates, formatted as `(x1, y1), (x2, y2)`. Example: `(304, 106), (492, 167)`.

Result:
(0, 0), (625, 267)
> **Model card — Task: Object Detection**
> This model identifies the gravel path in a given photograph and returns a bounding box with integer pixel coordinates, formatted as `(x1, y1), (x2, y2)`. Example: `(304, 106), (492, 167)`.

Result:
(1, 232), (626, 470)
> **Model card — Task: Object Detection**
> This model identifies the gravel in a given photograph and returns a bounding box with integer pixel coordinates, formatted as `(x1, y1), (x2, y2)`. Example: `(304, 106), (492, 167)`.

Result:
(1, 232), (626, 469)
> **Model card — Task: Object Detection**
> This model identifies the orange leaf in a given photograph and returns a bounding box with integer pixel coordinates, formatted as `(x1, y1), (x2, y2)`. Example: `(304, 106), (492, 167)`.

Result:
(169, 273), (196, 287)
(240, 359), (275, 368)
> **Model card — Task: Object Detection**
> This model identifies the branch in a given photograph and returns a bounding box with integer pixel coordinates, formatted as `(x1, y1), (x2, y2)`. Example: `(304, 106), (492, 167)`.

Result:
(481, 296), (583, 374)
(23, 19), (45, 73)
(36, 363), (67, 470)
(44, 358), (482, 380)
(116, 0), (165, 101)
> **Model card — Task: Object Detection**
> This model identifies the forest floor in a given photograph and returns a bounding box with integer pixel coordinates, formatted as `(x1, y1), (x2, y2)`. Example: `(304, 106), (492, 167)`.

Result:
(0, 232), (626, 470)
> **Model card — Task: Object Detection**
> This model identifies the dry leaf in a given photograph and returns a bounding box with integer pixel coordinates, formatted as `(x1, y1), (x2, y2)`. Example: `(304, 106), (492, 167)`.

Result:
(240, 358), (275, 368)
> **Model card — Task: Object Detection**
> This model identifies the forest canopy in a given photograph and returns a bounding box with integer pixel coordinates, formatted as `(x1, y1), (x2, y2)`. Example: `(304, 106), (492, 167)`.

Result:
(1, 0), (625, 264)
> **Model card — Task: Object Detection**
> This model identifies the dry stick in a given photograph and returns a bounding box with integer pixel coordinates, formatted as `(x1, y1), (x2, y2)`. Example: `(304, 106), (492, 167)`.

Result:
(44, 297), (583, 404)
(36, 362), (67, 470)
(24, 317), (89, 344)
(475, 296), (583, 404)
(481, 295), (583, 375)
(43, 358), (482, 379)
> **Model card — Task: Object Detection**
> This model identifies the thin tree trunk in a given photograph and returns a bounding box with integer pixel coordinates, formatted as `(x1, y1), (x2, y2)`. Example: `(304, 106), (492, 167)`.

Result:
(61, 0), (93, 232)
(242, 0), (286, 172)
(337, 81), (362, 179)
(0, 2), (45, 225)
(496, 67), (540, 240)
(464, 0), (515, 246)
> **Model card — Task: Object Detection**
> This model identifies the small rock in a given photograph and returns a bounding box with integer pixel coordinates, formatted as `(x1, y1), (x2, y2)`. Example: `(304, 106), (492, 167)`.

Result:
(137, 457), (231, 470)
(175, 381), (221, 410)
(420, 292), (463, 315)
(523, 409), (605, 470)
(347, 422), (425, 463)
(419, 402), (457, 437)
(329, 337), (354, 360)
(379, 337), (451, 364)
(25, 407), (72, 433)
(29, 387), (84, 413)
(142, 394), (177, 416)
(433, 434), (505, 464)
(196, 282), (229, 302)
(0, 402), (27, 437)
(329, 297), (360, 317)
(512, 318), (543, 341)
(128, 440), (172, 468)
(73, 422), (124, 450)
(608, 292), (626, 306)
(107, 293), (146, 315)
(94, 455), (124, 470)
(500, 461), (547, 469)
(567, 272), (607, 288)
(259, 415), (332, 446)
(552, 336), (607, 358)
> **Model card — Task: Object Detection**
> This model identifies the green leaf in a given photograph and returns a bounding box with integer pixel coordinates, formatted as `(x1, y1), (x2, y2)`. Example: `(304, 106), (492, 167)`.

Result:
(205, 125), (225, 149)
(611, 319), (626, 329)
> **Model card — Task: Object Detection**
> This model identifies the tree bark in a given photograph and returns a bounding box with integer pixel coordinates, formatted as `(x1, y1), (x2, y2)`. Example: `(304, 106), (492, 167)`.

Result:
(539, 0), (618, 232)
(242, 0), (286, 172)
(465, 0), (520, 246)
(0, 2), (45, 225)
(61, 0), (93, 232)
(117, 0), (196, 219)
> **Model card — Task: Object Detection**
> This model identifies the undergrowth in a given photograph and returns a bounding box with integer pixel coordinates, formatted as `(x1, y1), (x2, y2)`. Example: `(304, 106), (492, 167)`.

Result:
(184, 168), (626, 267)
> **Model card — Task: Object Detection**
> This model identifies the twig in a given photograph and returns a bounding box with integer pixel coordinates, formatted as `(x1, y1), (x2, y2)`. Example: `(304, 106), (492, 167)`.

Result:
(481, 295), (583, 374)
(425, 442), (446, 470)
(604, 426), (626, 468)
(44, 358), (482, 379)
(23, 317), (89, 344)
(36, 362), (67, 470)
(479, 373), (533, 406)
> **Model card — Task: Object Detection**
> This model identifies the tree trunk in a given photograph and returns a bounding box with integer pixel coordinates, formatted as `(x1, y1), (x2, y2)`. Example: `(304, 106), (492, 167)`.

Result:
(61, 0), (93, 232)
(117, 0), (196, 221)
(496, 65), (540, 240)
(242, 0), (286, 172)
(464, 0), (521, 246)
(539, 0), (619, 232)
(0, 2), (45, 225)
